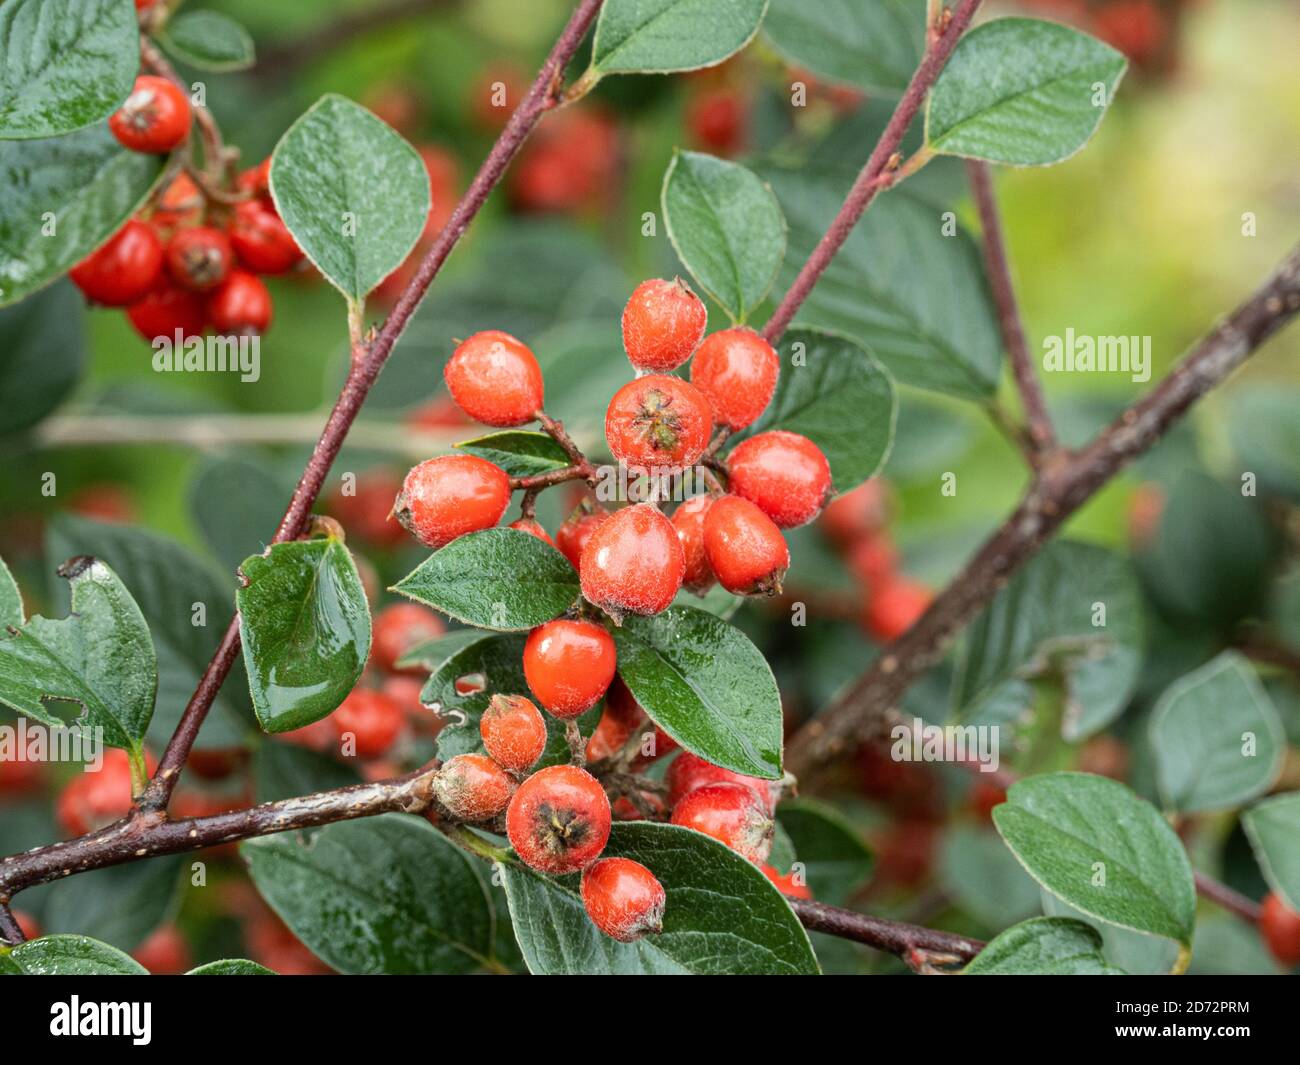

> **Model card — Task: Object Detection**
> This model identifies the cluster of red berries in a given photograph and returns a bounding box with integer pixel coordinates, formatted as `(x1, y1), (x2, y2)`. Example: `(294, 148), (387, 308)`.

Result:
(1022, 0), (1192, 74)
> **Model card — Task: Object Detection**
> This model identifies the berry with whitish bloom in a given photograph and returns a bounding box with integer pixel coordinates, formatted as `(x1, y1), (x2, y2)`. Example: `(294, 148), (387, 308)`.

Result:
(580, 504), (685, 621)
(621, 278), (707, 372)
(666, 751), (775, 811)
(509, 518), (555, 546)
(690, 327), (779, 430)
(394, 455), (511, 548)
(432, 753), (516, 822)
(480, 693), (548, 772)
(671, 781), (774, 864)
(605, 375), (712, 472)
(727, 431), (833, 529)
(507, 765), (611, 874)
(443, 330), (544, 427)
(703, 495), (789, 597)
(670, 495), (715, 594)
(581, 858), (667, 942)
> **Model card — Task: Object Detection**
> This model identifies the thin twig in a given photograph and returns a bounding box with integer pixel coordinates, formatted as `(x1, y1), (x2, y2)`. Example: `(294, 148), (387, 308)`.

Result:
(787, 897), (984, 969)
(1194, 871), (1262, 924)
(0, 902), (24, 946)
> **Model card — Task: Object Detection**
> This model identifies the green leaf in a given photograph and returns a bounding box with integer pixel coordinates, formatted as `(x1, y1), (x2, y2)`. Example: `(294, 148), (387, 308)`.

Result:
(0, 282), (87, 437)
(393, 529), (579, 632)
(776, 799), (873, 905)
(0, 123), (166, 306)
(0, 556), (155, 752)
(763, 0), (924, 94)
(939, 824), (1040, 930)
(926, 18), (1127, 166)
(189, 455), (289, 575)
(3, 934), (146, 974)
(243, 815), (495, 974)
(612, 606), (782, 780)
(588, 0), (769, 78)
(42, 856), (184, 952)
(0, 552), (23, 628)
(1149, 653), (1284, 814)
(270, 94), (430, 301)
(396, 628), (494, 671)
(0, 0), (140, 140)
(454, 430), (571, 479)
(964, 917), (1122, 975)
(252, 741), (360, 804)
(237, 534), (371, 734)
(953, 540), (1143, 740)
(993, 772), (1197, 946)
(186, 959), (276, 975)
(662, 150), (785, 325)
(159, 10), (256, 72)
(500, 822), (819, 975)
(759, 165), (1000, 398)
(1242, 793), (1300, 912)
(740, 327), (895, 493)
(1227, 385), (1300, 502)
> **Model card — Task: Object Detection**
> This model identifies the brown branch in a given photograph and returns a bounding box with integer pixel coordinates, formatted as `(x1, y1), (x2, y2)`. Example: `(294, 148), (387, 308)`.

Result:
(1235, 632), (1300, 680)
(787, 897), (983, 971)
(966, 159), (1056, 457)
(1194, 870), (1262, 924)
(786, 241), (1300, 779)
(0, 901), (23, 946)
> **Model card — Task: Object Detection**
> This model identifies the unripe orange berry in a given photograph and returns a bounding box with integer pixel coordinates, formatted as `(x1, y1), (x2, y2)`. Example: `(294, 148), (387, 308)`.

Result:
(371, 602), (445, 674)
(703, 495), (789, 597)
(581, 857), (666, 942)
(394, 455), (511, 548)
(727, 431), (832, 528)
(480, 693), (548, 771)
(605, 375), (712, 472)
(523, 619), (617, 719)
(1260, 891), (1300, 967)
(671, 781), (774, 864)
(433, 753), (516, 822)
(690, 328), (779, 430)
(507, 764), (611, 874)
(580, 504), (685, 621)
(443, 330), (544, 427)
(671, 495), (715, 594)
(863, 576), (932, 643)
(621, 278), (707, 372)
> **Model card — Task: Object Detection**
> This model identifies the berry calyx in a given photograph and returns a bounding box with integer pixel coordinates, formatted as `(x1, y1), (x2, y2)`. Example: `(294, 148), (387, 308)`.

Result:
(443, 330), (544, 427)
(581, 857), (667, 942)
(671, 781), (774, 864)
(621, 277), (707, 372)
(69, 221), (163, 307)
(555, 509), (607, 569)
(371, 602), (445, 674)
(127, 280), (207, 341)
(208, 270), (272, 335)
(480, 693), (548, 772)
(670, 494), (715, 594)
(863, 576), (932, 643)
(509, 518), (555, 546)
(727, 431), (833, 529)
(666, 751), (774, 811)
(703, 495), (789, 597)
(523, 619), (617, 719)
(1260, 891), (1300, 966)
(507, 764), (611, 874)
(432, 753), (516, 822)
(394, 454), (511, 548)
(167, 226), (234, 291)
(109, 75), (192, 154)
(579, 503), (685, 621)
(605, 375), (712, 472)
(331, 688), (405, 759)
(229, 199), (303, 275)
(690, 327), (779, 430)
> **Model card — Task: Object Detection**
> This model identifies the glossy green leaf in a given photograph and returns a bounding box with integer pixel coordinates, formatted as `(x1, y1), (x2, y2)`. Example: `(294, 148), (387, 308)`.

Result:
(964, 917), (1122, 975)
(243, 815), (495, 975)
(1149, 653), (1284, 813)
(237, 534), (371, 734)
(0, 123), (165, 306)
(0, 282), (87, 437)
(42, 856), (184, 952)
(2, 934), (146, 975)
(501, 822), (818, 975)
(993, 772), (1197, 946)
(776, 800), (873, 905)
(662, 150), (785, 324)
(0, 552), (22, 628)
(763, 0), (924, 94)
(269, 94), (429, 301)
(0, 556), (154, 752)
(0, 0), (139, 139)
(1242, 793), (1300, 912)
(159, 10), (256, 71)
(396, 628), (494, 672)
(612, 606), (782, 780)
(588, 0), (769, 77)
(454, 430), (571, 478)
(186, 959), (276, 975)
(939, 824), (1040, 930)
(393, 529), (579, 632)
(926, 18), (1127, 166)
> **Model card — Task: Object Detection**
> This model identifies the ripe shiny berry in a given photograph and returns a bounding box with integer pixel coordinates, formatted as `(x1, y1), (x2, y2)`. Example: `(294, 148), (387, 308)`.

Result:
(703, 495), (789, 597)
(555, 510), (607, 569)
(580, 504), (685, 621)
(444, 331), (544, 427)
(331, 688), (405, 759)
(864, 576), (932, 642)
(509, 518), (554, 545)
(762, 864), (812, 900)
(109, 75), (192, 154)
(585, 677), (646, 761)
(56, 748), (151, 837)
(581, 857), (666, 942)
(666, 752), (774, 811)
(208, 270), (272, 335)
(394, 455), (511, 548)
(70, 221), (163, 306)
(433, 753), (516, 821)
(523, 619), (617, 719)
(690, 328), (779, 430)
(507, 765), (611, 874)
(167, 226), (234, 291)
(1260, 892), (1300, 966)
(480, 693), (548, 772)
(230, 199), (302, 274)
(671, 781), (774, 864)
(670, 495), (714, 594)
(728, 431), (832, 528)
(605, 375), (712, 472)
(371, 602), (445, 674)
(128, 280), (207, 341)
(621, 278), (707, 372)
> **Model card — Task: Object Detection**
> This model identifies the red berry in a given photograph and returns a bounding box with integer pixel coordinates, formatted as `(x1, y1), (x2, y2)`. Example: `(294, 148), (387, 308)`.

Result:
(381, 674), (430, 724)
(579, 503), (685, 621)
(666, 752), (774, 811)
(68, 483), (137, 524)
(762, 864), (812, 900)
(1093, 0), (1166, 68)
(480, 693), (548, 772)
(523, 618), (617, 719)
(12, 910), (41, 941)
(443, 330), (544, 427)
(728, 431), (832, 529)
(671, 495), (715, 594)
(208, 270), (272, 335)
(506, 764), (611, 874)
(127, 279), (207, 342)
(229, 199), (303, 275)
(605, 375), (712, 472)
(845, 529), (898, 593)
(432, 753), (516, 821)
(821, 479), (888, 545)
(690, 328), (779, 430)
(0, 755), (45, 797)
(331, 688), (405, 759)
(621, 278), (708, 372)
(150, 172), (204, 232)
(328, 468), (408, 548)
(555, 510), (608, 569)
(394, 455), (511, 549)
(55, 748), (152, 837)
(581, 857), (667, 942)
(703, 495), (789, 597)
(687, 88), (747, 156)
(585, 677), (646, 761)
(509, 109), (619, 214)
(371, 602), (445, 674)
(671, 781), (774, 864)
(69, 220), (163, 306)
(237, 157), (273, 198)
(864, 576), (932, 642)
(109, 75), (192, 154)
(967, 780), (1007, 823)
(509, 518), (555, 546)
(167, 226), (234, 291)
(278, 716), (337, 752)
(186, 747), (246, 781)
(1260, 892), (1300, 967)
(131, 924), (192, 975)
(631, 724), (680, 769)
